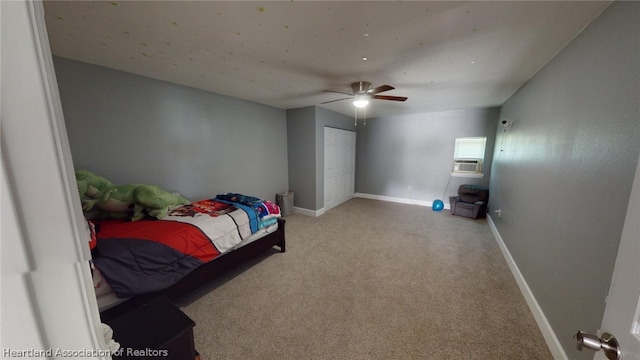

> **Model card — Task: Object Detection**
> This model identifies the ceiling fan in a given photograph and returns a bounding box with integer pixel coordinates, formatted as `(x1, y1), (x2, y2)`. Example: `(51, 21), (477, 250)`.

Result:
(321, 81), (408, 108)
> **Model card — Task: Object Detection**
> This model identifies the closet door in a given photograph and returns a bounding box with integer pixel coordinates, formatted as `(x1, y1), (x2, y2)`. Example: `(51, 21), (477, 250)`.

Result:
(324, 127), (355, 211)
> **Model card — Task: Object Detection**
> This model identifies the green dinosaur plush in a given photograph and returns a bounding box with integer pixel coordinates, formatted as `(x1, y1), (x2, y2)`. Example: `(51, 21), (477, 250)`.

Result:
(75, 169), (114, 211)
(76, 179), (89, 201)
(97, 184), (139, 217)
(131, 184), (190, 221)
(75, 169), (190, 220)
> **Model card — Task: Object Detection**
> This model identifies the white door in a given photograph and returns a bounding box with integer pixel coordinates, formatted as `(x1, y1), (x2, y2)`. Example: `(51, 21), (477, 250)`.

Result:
(593, 155), (640, 360)
(324, 127), (355, 211)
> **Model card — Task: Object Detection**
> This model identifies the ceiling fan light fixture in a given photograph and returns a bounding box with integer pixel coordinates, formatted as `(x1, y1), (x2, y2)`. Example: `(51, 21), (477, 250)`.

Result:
(353, 94), (369, 108)
(321, 81), (406, 108)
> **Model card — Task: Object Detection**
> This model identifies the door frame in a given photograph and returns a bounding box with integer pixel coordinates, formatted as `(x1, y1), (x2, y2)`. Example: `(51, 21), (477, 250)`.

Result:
(2, 0), (106, 355)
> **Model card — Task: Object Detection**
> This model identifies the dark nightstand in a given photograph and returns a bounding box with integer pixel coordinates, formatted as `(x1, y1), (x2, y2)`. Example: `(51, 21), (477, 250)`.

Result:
(104, 297), (198, 360)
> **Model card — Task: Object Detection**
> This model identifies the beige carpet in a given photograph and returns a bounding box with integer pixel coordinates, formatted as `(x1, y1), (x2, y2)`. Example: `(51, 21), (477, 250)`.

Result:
(180, 198), (553, 359)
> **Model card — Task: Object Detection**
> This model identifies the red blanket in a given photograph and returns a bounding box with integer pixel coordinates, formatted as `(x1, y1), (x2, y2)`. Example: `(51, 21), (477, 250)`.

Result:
(92, 200), (250, 298)
(96, 219), (220, 263)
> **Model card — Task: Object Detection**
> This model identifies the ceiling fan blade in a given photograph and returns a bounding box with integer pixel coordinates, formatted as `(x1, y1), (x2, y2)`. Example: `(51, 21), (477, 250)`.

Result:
(321, 97), (352, 104)
(368, 85), (395, 94)
(322, 89), (353, 96)
(373, 95), (408, 102)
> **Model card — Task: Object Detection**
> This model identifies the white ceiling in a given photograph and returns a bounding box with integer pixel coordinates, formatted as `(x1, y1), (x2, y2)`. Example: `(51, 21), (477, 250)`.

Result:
(43, 1), (611, 119)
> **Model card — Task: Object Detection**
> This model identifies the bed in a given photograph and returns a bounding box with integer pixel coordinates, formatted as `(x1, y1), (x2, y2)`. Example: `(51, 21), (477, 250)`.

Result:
(90, 194), (286, 321)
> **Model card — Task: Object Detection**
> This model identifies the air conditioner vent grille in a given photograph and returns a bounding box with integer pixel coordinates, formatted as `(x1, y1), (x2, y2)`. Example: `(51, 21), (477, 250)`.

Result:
(454, 159), (481, 173)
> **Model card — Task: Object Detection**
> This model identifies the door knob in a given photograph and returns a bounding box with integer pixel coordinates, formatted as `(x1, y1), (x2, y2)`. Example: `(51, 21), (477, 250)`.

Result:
(575, 331), (622, 360)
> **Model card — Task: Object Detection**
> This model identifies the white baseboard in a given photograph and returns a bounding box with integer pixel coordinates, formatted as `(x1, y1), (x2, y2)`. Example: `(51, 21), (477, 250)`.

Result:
(291, 193), (449, 217)
(354, 192), (450, 210)
(292, 206), (324, 217)
(486, 215), (567, 360)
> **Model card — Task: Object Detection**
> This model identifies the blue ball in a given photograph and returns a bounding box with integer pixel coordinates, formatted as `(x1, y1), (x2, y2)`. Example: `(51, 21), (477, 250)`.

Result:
(432, 199), (444, 211)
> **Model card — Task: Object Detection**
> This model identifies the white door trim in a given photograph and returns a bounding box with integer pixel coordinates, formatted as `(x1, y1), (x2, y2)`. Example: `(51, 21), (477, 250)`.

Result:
(2, 0), (106, 355)
(595, 155), (640, 359)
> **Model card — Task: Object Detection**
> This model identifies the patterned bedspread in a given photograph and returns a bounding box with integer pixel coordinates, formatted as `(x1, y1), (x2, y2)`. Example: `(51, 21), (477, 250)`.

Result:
(91, 196), (278, 298)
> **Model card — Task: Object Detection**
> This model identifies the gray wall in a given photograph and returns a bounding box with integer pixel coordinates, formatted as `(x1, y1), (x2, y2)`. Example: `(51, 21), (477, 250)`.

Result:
(490, 2), (639, 358)
(286, 107), (317, 210)
(287, 106), (354, 211)
(356, 108), (499, 203)
(54, 57), (288, 202)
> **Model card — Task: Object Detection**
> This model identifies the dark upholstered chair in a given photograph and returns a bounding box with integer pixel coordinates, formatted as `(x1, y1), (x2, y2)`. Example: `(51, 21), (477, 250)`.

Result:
(449, 185), (489, 219)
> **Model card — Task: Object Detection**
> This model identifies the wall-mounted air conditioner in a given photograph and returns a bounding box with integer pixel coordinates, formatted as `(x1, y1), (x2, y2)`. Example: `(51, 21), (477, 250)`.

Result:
(454, 159), (481, 173)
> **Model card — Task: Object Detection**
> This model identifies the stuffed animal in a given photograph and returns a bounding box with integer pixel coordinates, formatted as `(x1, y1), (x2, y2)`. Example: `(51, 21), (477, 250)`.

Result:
(75, 169), (191, 221)
(130, 184), (190, 221)
(75, 169), (114, 211)
(97, 184), (139, 219)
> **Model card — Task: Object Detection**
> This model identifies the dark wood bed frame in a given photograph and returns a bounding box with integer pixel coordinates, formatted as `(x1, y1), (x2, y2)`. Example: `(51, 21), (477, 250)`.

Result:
(100, 218), (286, 321)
